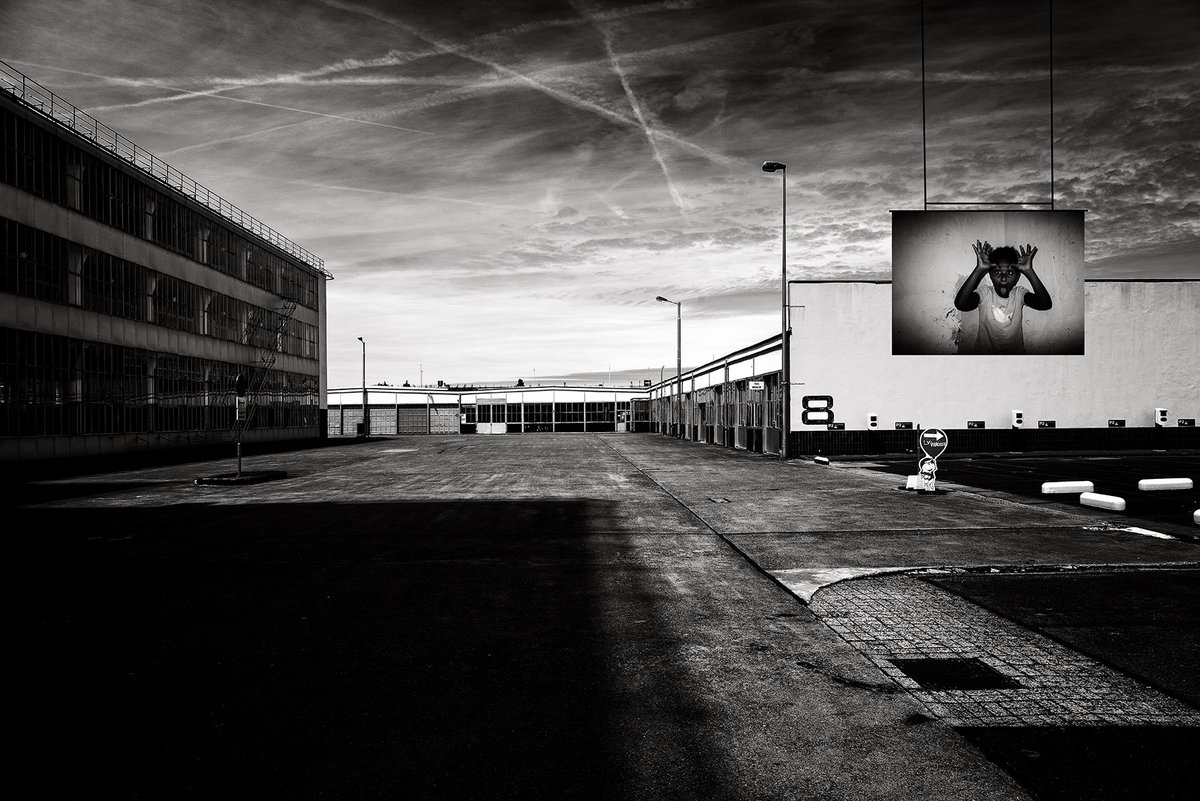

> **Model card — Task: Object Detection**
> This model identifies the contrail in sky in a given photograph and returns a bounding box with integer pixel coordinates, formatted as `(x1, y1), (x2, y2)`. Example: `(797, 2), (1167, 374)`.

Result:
(600, 31), (686, 214)
(9, 60), (437, 136)
(157, 119), (317, 156)
(320, 0), (737, 168)
(261, 176), (533, 211)
(88, 86), (240, 112)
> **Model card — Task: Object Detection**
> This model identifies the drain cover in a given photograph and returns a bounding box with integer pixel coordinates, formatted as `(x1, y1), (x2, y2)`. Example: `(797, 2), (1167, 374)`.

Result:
(890, 657), (1020, 690)
(709, 497), (730, 503)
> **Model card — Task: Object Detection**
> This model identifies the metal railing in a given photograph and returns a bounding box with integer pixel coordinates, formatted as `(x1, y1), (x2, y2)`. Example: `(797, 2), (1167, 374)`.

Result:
(0, 59), (332, 279)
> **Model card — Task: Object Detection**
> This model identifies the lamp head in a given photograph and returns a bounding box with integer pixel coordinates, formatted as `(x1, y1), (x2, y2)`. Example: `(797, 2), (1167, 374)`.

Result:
(761, 161), (786, 172)
(357, 336), (364, 342)
(655, 296), (669, 303)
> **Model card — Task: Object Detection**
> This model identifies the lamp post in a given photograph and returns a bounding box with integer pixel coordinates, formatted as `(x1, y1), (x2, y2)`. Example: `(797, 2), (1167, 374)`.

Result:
(655, 296), (682, 438)
(357, 336), (368, 437)
(762, 161), (790, 459)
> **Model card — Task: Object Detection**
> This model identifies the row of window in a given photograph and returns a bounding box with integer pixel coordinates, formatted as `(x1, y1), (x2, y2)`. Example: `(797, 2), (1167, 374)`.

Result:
(327, 401), (647, 435)
(1, 105), (319, 309)
(461, 402), (633, 424)
(0, 326), (319, 437)
(2, 217), (319, 358)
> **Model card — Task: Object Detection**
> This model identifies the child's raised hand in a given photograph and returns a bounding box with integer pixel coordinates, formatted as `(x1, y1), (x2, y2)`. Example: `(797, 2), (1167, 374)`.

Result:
(1017, 244), (1038, 273)
(972, 240), (993, 270)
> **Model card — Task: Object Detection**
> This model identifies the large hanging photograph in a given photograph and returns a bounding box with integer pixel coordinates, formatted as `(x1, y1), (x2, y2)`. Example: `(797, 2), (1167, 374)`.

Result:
(892, 210), (1086, 355)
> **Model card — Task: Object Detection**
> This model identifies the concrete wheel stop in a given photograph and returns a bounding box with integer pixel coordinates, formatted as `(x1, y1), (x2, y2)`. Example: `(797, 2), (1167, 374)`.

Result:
(194, 470), (287, 486)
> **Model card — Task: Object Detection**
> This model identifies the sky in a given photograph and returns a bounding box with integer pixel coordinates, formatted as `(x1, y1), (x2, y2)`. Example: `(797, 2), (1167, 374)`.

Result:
(2, 0), (1197, 388)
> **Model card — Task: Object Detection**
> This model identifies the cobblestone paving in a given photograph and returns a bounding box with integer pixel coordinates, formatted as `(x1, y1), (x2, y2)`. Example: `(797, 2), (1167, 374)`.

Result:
(810, 574), (1200, 727)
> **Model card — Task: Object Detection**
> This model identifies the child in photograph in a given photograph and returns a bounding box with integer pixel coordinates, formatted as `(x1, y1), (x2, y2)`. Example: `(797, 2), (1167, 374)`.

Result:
(954, 241), (1052, 354)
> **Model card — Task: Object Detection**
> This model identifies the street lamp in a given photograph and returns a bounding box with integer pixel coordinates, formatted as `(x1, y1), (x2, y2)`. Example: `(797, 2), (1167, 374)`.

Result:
(762, 160), (790, 459)
(357, 336), (368, 437)
(655, 296), (682, 439)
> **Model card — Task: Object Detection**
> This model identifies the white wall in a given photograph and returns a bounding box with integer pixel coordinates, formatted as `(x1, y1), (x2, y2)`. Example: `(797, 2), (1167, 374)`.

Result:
(792, 281), (1198, 430)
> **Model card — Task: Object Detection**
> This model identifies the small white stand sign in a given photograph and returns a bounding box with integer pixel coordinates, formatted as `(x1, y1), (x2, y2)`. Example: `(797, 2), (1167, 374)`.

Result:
(917, 428), (948, 491)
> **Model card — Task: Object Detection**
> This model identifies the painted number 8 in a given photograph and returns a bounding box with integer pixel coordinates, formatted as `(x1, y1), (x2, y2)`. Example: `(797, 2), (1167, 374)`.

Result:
(801, 395), (834, 425)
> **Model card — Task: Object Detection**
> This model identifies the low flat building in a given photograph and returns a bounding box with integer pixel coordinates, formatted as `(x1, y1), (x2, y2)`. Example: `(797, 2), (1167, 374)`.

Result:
(327, 385), (650, 435)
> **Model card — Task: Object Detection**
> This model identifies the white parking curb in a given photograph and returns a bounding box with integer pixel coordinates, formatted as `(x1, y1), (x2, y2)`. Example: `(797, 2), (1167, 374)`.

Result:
(1080, 492), (1126, 511)
(1137, 478), (1193, 491)
(1042, 480), (1094, 494)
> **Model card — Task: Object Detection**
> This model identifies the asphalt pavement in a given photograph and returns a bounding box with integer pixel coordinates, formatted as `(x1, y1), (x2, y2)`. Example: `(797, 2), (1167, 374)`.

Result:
(854, 452), (1200, 535)
(6, 434), (1198, 800)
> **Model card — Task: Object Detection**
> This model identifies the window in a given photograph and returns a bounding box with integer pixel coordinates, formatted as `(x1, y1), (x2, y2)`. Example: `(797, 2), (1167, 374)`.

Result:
(555, 403), (583, 422)
(196, 227), (210, 264)
(523, 403), (551, 423)
(64, 156), (81, 210)
(1, 107), (321, 310)
(0, 326), (319, 437)
(585, 402), (611, 422)
(144, 196), (156, 240)
(2, 217), (320, 357)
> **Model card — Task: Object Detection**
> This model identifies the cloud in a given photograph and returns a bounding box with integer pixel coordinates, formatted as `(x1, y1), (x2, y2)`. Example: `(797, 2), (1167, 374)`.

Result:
(1084, 236), (1200, 279)
(3, 0), (1194, 386)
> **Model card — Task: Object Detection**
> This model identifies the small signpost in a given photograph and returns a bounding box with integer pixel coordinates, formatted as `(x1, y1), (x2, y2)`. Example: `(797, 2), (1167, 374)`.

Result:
(234, 373), (247, 477)
(917, 428), (948, 491)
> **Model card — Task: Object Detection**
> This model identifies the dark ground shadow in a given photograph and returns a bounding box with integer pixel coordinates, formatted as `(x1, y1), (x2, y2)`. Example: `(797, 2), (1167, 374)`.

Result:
(8, 501), (727, 801)
(3, 479), (196, 504)
(930, 570), (1200, 801)
(959, 727), (1200, 801)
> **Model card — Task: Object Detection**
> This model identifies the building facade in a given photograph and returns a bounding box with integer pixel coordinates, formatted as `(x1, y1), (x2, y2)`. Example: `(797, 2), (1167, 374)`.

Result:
(650, 280), (1199, 456)
(327, 385), (651, 436)
(647, 335), (785, 453)
(1, 62), (329, 463)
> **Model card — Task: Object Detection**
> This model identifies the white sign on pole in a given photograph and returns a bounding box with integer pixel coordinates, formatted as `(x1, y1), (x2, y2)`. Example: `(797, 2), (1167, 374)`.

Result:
(919, 428), (948, 459)
(917, 428), (948, 491)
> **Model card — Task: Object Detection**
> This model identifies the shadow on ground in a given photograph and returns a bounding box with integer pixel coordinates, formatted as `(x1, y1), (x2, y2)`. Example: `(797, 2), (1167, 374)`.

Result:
(960, 727), (1200, 801)
(9, 501), (727, 801)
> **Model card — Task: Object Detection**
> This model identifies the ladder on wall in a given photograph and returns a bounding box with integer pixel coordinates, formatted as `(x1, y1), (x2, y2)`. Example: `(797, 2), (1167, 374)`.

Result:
(231, 298), (298, 443)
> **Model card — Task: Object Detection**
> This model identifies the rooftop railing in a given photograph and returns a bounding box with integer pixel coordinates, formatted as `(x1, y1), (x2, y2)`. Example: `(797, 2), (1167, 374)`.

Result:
(0, 59), (332, 279)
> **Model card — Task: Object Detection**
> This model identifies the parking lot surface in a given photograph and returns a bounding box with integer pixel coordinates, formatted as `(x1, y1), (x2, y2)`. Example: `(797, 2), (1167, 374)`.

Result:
(7, 434), (1198, 800)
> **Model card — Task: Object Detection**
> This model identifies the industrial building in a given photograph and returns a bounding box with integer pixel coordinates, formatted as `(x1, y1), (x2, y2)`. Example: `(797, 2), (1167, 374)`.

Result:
(648, 279), (1199, 456)
(645, 334), (785, 452)
(782, 279), (1198, 454)
(1, 61), (330, 463)
(331, 278), (1196, 456)
(327, 384), (651, 436)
